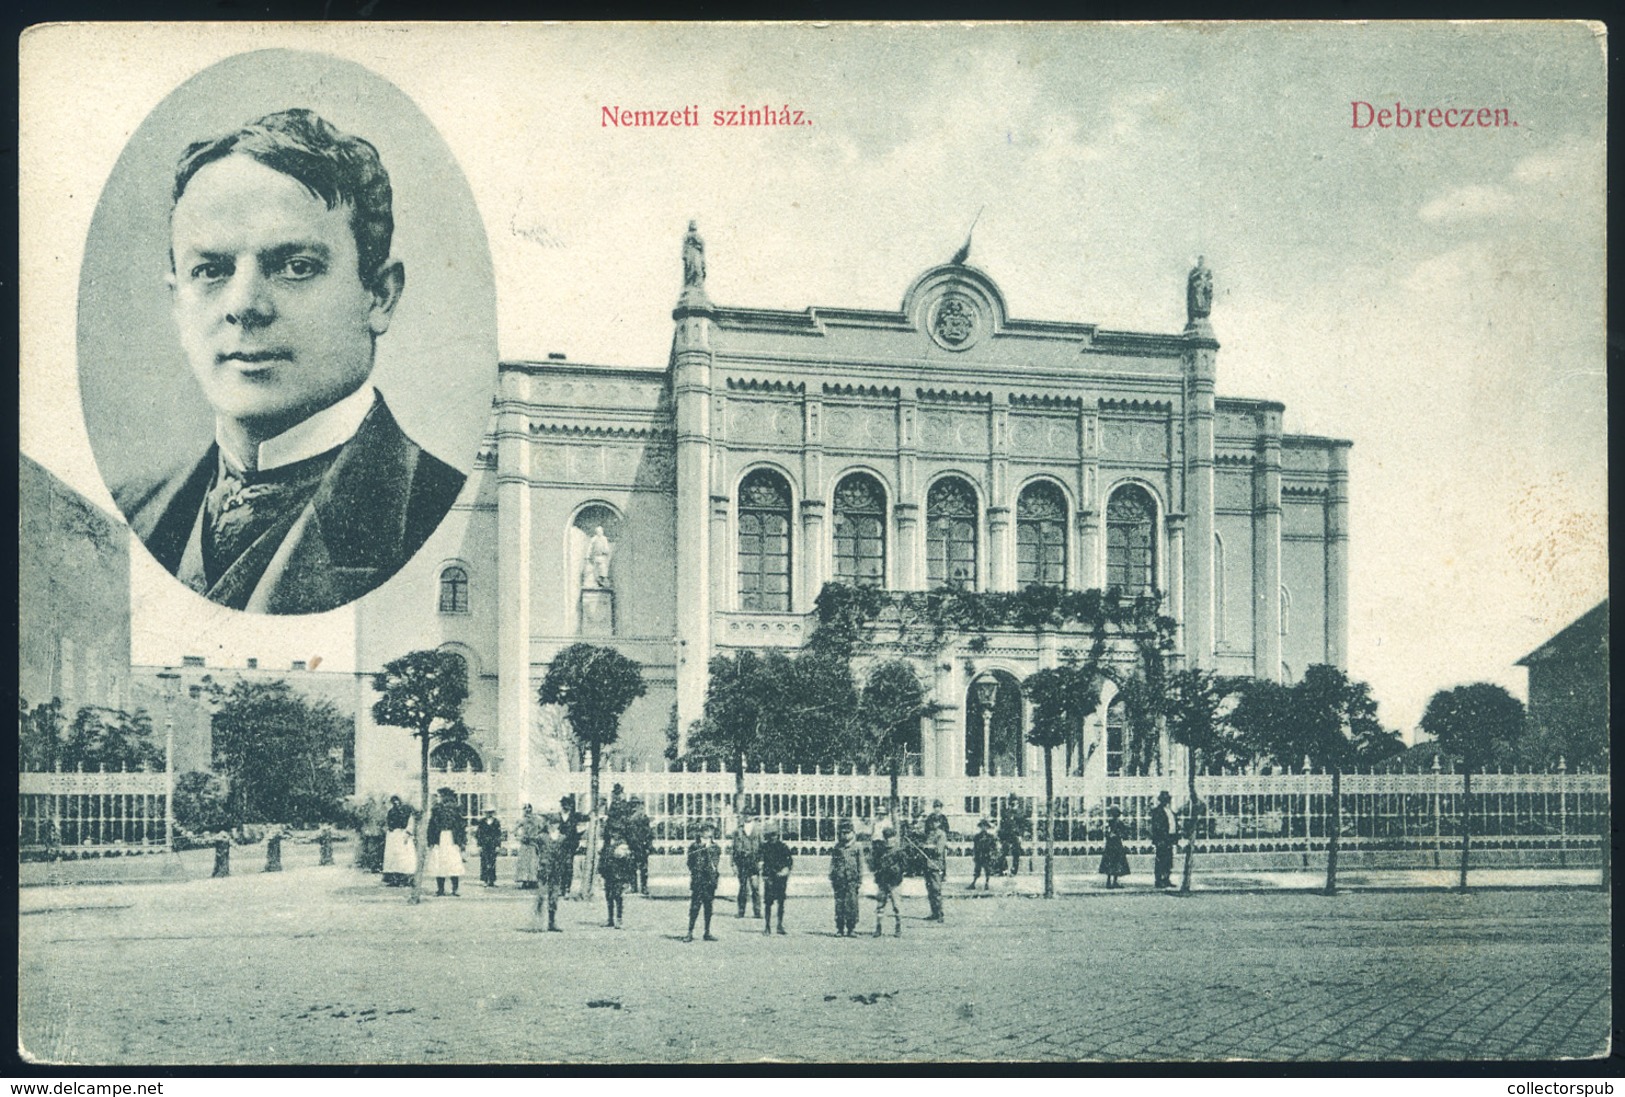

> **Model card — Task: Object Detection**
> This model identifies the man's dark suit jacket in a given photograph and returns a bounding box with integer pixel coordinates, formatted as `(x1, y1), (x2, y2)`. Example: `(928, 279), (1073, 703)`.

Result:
(114, 395), (464, 615)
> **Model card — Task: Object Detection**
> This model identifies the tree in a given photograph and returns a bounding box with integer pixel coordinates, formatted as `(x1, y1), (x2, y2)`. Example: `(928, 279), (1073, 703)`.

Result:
(695, 650), (792, 810)
(1420, 682), (1527, 890)
(372, 649), (471, 904)
(856, 660), (935, 826)
(1024, 660), (1102, 898)
(538, 643), (648, 897)
(210, 680), (354, 826)
(1233, 665), (1394, 894)
(1162, 668), (1244, 893)
(59, 706), (164, 772)
(18, 697), (65, 772)
(172, 771), (231, 834)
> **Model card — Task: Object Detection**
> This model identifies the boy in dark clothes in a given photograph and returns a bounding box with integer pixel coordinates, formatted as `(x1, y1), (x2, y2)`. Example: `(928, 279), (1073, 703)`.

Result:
(870, 824), (905, 937)
(760, 826), (794, 935)
(969, 818), (998, 890)
(684, 822), (723, 941)
(827, 820), (864, 937)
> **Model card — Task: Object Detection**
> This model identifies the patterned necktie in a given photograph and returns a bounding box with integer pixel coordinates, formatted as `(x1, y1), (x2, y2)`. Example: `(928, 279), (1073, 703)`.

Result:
(203, 450), (337, 579)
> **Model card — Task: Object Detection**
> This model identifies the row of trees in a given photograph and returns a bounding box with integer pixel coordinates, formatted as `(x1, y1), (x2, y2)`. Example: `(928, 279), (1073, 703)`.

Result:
(19, 698), (164, 773)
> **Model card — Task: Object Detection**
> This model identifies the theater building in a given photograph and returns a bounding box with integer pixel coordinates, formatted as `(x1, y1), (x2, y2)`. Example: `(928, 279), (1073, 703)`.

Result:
(353, 227), (1351, 810)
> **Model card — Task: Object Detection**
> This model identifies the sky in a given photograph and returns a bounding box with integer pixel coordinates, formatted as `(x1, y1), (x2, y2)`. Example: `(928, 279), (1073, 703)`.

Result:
(19, 22), (1607, 736)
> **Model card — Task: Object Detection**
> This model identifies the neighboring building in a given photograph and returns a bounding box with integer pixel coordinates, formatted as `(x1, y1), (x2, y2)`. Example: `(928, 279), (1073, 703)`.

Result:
(1517, 600), (1609, 769)
(355, 229), (1351, 810)
(128, 657), (367, 778)
(18, 453), (132, 719)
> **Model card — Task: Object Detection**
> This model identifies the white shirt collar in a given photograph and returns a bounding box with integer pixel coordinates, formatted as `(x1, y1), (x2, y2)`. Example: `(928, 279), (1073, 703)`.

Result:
(217, 384), (377, 473)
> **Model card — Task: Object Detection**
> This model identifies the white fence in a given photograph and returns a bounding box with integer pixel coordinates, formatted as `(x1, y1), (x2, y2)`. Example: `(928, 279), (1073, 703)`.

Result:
(516, 763), (1610, 866)
(19, 768), (169, 847)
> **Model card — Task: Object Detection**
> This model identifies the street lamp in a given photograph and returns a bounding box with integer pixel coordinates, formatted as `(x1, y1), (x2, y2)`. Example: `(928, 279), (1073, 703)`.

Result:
(974, 679), (999, 778)
(156, 670), (181, 851)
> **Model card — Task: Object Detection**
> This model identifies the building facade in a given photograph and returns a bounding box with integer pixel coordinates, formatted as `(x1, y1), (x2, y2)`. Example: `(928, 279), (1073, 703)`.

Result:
(354, 230), (1351, 811)
(1517, 600), (1609, 769)
(19, 453), (133, 719)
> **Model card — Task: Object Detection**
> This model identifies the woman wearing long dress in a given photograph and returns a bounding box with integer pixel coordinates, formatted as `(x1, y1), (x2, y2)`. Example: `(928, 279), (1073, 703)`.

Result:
(381, 796), (417, 887)
(424, 787), (468, 897)
(1098, 806), (1131, 889)
(513, 804), (542, 889)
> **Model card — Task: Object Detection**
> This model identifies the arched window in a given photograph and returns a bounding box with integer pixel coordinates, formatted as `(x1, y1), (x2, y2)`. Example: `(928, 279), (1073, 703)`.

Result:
(1280, 585), (1292, 636)
(927, 477), (979, 590)
(1105, 485), (1156, 596)
(438, 566), (469, 614)
(1213, 532), (1226, 643)
(429, 741), (484, 773)
(738, 469), (793, 612)
(832, 473), (886, 588)
(1016, 481), (1068, 588)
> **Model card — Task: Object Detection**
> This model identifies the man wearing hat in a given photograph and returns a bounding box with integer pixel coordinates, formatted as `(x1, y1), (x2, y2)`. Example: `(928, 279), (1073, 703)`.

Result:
(923, 799), (950, 839)
(1150, 790), (1179, 889)
(533, 815), (568, 931)
(922, 813), (949, 921)
(870, 824), (905, 937)
(684, 822), (723, 942)
(969, 818), (999, 891)
(759, 825), (794, 935)
(557, 795), (588, 897)
(473, 807), (504, 888)
(827, 819), (864, 937)
(730, 813), (762, 919)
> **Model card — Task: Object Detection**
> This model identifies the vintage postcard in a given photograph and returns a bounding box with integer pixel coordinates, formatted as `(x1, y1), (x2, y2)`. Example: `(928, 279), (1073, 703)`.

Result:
(17, 22), (1608, 1067)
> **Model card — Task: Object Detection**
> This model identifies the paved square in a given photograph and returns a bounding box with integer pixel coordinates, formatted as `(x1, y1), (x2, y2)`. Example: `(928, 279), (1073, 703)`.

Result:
(18, 856), (1611, 1064)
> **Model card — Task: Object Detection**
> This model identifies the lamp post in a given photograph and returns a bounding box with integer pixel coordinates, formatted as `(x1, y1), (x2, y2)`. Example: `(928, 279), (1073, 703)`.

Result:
(156, 670), (181, 851)
(974, 679), (999, 780)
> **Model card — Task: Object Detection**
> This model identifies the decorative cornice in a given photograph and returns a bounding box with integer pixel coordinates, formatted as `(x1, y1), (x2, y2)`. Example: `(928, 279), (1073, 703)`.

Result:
(528, 422), (674, 440)
(917, 387), (993, 405)
(1009, 393), (1083, 410)
(823, 382), (901, 400)
(1282, 485), (1328, 499)
(1100, 397), (1174, 414)
(1215, 453), (1255, 467)
(725, 377), (806, 395)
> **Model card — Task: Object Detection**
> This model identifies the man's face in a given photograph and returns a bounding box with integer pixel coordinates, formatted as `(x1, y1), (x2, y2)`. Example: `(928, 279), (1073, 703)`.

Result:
(169, 155), (399, 443)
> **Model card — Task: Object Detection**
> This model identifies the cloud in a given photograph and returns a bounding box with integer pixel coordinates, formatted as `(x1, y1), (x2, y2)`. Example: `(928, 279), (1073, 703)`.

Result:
(1417, 183), (1515, 222)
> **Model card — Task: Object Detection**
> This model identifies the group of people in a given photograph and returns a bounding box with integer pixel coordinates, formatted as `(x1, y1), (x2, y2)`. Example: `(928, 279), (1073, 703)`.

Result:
(358, 786), (1189, 930)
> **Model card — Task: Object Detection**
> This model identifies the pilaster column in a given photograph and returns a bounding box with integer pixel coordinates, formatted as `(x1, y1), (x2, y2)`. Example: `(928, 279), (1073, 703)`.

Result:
(931, 660), (958, 778)
(496, 366), (534, 809)
(1253, 409), (1283, 681)
(1325, 443), (1351, 669)
(709, 494), (731, 618)
(800, 499), (827, 606)
(894, 502), (920, 590)
(1165, 513), (1186, 663)
(987, 506), (1011, 592)
(1182, 321), (1219, 668)
(671, 308), (714, 752)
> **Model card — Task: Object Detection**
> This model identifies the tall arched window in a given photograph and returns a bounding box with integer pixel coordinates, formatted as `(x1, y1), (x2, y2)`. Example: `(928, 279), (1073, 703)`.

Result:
(429, 741), (484, 773)
(832, 473), (886, 587)
(1105, 697), (1126, 777)
(438, 565), (469, 614)
(1213, 532), (1226, 643)
(1105, 484), (1156, 596)
(926, 477), (979, 590)
(738, 469), (793, 611)
(1017, 481), (1068, 588)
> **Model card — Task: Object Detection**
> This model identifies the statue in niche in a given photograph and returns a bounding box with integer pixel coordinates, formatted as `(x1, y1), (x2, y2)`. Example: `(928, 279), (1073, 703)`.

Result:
(1187, 256), (1213, 323)
(682, 220), (706, 289)
(582, 525), (615, 589)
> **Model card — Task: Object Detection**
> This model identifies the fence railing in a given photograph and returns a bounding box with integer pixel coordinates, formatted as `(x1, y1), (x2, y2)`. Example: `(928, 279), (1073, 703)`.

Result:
(19, 768), (170, 848)
(517, 764), (1610, 865)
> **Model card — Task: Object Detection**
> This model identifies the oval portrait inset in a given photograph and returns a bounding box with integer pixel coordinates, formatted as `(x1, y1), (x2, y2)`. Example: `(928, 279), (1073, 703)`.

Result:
(78, 50), (497, 616)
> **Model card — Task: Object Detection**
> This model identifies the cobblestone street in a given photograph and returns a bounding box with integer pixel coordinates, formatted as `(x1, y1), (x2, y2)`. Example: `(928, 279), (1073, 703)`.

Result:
(18, 859), (1611, 1065)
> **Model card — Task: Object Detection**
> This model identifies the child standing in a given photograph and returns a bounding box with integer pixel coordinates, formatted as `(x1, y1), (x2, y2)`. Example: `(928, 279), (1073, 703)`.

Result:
(600, 832), (633, 928)
(685, 822), (723, 942)
(760, 826), (794, 935)
(969, 818), (998, 891)
(870, 824), (905, 937)
(827, 820), (864, 937)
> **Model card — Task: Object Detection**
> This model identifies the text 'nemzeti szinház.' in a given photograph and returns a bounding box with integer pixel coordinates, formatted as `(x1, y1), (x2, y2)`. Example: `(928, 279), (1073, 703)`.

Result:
(601, 105), (813, 128)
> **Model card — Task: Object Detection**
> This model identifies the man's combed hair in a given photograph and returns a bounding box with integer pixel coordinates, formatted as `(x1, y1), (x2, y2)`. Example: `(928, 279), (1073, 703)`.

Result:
(173, 108), (394, 284)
